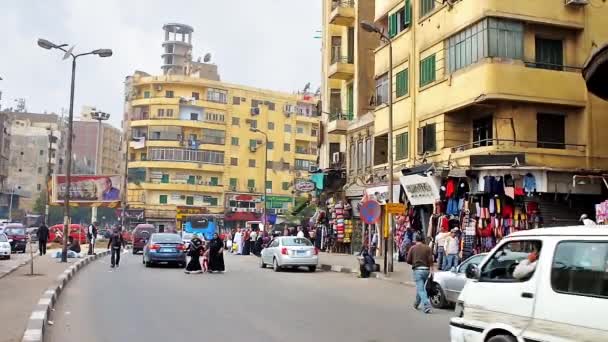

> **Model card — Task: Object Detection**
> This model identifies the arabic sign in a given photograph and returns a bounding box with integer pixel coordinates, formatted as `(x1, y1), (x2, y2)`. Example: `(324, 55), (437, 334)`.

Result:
(385, 203), (406, 214)
(399, 174), (440, 206)
(295, 180), (315, 192)
(360, 200), (381, 224)
(53, 175), (121, 204)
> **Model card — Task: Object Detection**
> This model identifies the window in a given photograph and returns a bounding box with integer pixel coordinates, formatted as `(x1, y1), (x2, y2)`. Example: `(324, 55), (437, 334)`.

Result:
(207, 88), (227, 104)
(201, 129), (226, 145)
(229, 178), (237, 187)
(232, 117), (240, 126)
(161, 174), (169, 183)
(473, 116), (493, 147)
(396, 132), (408, 160)
(231, 137), (239, 146)
(365, 138), (372, 168)
(480, 240), (542, 282)
(311, 127), (318, 137)
(130, 153), (135, 161)
(144, 91), (150, 98)
(157, 108), (165, 117)
(233, 97), (241, 105)
(251, 99), (262, 108)
(189, 134), (197, 141)
(282, 182), (290, 191)
(266, 181), (272, 191)
(396, 69), (409, 98)
(375, 73), (388, 105)
(38, 166), (43, 174)
(267, 141), (274, 150)
(447, 18), (523, 74)
(418, 123), (436, 154)
(248, 119), (258, 129)
(420, 0), (435, 17)
(552, 241), (608, 298)
(209, 177), (219, 186)
(230, 157), (238, 166)
(249, 139), (257, 149)
(187, 175), (195, 185)
(207, 197), (218, 206)
(284, 124), (292, 133)
(284, 143), (291, 152)
(39, 149), (44, 156)
(147, 148), (224, 164)
(420, 55), (436, 87)
(141, 153), (147, 161)
(282, 162), (290, 170)
(247, 179), (255, 188)
(268, 122), (275, 130)
(192, 92), (199, 100)
(159, 195), (168, 204)
(295, 159), (311, 171)
(347, 84), (354, 116)
(537, 113), (565, 149)
(535, 37), (563, 71)
(165, 90), (174, 98)
(203, 112), (224, 123)
(296, 126), (305, 134)
(388, 1), (412, 38)
(249, 159), (256, 167)
(267, 102), (276, 111)
(349, 142), (356, 171)
(166, 109), (174, 117)
(357, 140), (364, 170)
(37, 184), (41, 191)
(190, 113), (199, 121)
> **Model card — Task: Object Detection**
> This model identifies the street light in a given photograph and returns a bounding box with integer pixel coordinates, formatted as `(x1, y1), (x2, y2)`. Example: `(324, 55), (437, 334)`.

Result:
(37, 38), (112, 262)
(90, 110), (110, 224)
(250, 127), (268, 228)
(360, 20), (395, 274)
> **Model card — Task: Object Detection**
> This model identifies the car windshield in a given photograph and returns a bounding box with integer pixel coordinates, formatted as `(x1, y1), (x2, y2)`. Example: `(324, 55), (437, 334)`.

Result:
(0, 234), (7, 242)
(6, 228), (25, 235)
(282, 237), (312, 246)
(152, 234), (181, 243)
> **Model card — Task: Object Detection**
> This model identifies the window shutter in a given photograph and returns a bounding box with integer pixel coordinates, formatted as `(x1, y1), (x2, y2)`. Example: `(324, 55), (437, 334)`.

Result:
(430, 55), (436, 82)
(388, 14), (395, 38)
(417, 127), (423, 155)
(404, 0), (412, 26)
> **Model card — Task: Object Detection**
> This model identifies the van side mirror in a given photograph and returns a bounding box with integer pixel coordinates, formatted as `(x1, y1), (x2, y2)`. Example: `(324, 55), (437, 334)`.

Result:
(465, 263), (479, 279)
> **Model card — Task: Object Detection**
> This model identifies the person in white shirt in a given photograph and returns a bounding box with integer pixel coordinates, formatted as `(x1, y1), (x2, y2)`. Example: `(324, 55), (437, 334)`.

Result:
(513, 249), (539, 280)
(443, 229), (460, 271)
(580, 214), (597, 226)
(296, 227), (305, 238)
(435, 229), (450, 271)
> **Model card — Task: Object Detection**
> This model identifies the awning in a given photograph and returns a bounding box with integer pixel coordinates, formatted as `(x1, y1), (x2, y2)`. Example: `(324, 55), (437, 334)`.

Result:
(399, 174), (441, 206)
(583, 42), (608, 100)
(224, 212), (260, 222)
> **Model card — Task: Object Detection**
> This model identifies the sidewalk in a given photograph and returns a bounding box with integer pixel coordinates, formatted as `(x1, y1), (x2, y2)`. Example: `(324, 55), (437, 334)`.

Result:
(0, 246), (103, 342)
(319, 252), (415, 286)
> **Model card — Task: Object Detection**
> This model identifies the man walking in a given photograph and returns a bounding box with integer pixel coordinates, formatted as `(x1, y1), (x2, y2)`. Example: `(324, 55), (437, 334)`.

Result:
(107, 227), (125, 268)
(37, 223), (50, 255)
(406, 233), (434, 314)
(87, 221), (98, 255)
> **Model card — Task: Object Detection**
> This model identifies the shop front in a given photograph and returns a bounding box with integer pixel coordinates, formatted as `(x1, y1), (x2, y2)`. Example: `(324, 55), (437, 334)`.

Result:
(144, 207), (177, 233)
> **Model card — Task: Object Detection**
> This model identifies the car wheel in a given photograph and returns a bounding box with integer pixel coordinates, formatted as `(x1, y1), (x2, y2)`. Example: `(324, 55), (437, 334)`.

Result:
(308, 265), (317, 272)
(273, 258), (281, 272)
(487, 335), (517, 342)
(6, 255), (10, 260)
(259, 257), (266, 269)
(142, 257), (145, 265)
(132, 249), (138, 255)
(430, 282), (448, 309)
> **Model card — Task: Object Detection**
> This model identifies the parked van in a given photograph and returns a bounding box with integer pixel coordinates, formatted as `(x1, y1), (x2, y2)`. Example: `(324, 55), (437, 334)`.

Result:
(450, 227), (608, 342)
(132, 224), (157, 254)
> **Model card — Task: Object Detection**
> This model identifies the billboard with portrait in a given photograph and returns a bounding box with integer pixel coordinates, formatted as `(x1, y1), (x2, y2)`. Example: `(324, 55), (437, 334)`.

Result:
(52, 175), (121, 205)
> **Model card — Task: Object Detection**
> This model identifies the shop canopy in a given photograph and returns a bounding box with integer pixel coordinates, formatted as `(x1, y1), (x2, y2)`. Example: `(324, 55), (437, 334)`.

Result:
(583, 42), (608, 100)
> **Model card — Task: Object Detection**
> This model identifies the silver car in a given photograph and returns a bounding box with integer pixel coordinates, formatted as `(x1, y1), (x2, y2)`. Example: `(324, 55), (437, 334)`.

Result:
(260, 236), (318, 272)
(429, 253), (488, 308)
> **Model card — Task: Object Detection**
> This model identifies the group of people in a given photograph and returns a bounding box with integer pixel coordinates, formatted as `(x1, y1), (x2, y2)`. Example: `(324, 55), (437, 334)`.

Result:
(229, 227), (269, 256)
(184, 233), (225, 274)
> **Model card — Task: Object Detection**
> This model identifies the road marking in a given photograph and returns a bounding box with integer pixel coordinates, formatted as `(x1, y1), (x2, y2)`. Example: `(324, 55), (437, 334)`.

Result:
(22, 329), (41, 341)
(30, 311), (45, 320)
(38, 298), (51, 305)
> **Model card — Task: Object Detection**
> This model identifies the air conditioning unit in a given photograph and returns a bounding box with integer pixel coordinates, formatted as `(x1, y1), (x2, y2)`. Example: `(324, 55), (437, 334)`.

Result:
(565, 0), (588, 5)
(229, 186), (237, 191)
(249, 146), (257, 152)
(250, 107), (260, 116)
(230, 207), (237, 212)
(155, 85), (162, 91)
(332, 152), (343, 164)
(248, 187), (256, 193)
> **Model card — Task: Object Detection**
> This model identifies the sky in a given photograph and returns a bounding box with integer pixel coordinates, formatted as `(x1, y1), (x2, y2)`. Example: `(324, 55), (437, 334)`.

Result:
(0, 0), (322, 129)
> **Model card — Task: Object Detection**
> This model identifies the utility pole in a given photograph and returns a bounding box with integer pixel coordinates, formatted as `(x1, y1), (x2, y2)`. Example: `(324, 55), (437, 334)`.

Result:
(45, 128), (54, 225)
(91, 111), (110, 224)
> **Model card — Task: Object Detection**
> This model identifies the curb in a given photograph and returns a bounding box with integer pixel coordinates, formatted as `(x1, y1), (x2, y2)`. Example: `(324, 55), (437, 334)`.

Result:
(0, 255), (37, 280)
(21, 250), (110, 342)
(319, 263), (415, 287)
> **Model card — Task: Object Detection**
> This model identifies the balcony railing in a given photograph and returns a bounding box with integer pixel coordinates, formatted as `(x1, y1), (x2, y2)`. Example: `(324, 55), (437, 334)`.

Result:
(295, 148), (318, 155)
(329, 112), (354, 121)
(148, 148), (225, 164)
(450, 139), (586, 153)
(524, 61), (581, 73)
(331, 0), (354, 10)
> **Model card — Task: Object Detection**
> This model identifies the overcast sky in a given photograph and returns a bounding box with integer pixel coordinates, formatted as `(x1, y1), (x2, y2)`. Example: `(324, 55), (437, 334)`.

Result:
(0, 0), (322, 128)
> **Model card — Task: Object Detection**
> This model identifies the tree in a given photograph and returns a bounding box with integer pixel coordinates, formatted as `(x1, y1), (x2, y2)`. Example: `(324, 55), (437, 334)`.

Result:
(32, 192), (47, 215)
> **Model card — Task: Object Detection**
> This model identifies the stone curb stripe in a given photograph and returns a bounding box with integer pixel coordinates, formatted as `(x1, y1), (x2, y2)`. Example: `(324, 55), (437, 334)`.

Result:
(21, 250), (110, 342)
(319, 263), (415, 287)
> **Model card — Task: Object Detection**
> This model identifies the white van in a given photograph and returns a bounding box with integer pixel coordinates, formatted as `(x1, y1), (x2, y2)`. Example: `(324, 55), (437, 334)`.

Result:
(450, 226), (608, 342)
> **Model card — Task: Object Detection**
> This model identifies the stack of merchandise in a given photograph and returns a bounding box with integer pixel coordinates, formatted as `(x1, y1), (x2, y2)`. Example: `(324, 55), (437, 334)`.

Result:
(334, 202), (345, 242)
(343, 219), (353, 243)
(596, 200), (608, 224)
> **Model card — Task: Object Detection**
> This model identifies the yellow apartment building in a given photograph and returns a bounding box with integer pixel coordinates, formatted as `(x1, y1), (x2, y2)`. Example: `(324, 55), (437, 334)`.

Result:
(123, 24), (320, 231)
(352, 0), (608, 205)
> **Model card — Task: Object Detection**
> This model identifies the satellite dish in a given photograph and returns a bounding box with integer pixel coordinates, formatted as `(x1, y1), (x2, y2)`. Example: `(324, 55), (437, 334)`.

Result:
(203, 53), (212, 63)
(63, 46), (75, 60)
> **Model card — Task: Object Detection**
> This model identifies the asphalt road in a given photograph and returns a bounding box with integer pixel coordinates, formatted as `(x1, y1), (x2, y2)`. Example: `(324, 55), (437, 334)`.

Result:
(46, 251), (453, 342)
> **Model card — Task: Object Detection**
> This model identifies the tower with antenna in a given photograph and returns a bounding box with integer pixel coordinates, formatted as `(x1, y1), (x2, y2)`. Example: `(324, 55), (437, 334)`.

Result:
(161, 23), (194, 75)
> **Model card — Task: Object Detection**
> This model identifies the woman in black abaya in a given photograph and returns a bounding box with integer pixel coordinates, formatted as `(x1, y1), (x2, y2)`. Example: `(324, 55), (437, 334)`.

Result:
(208, 233), (225, 272)
(185, 236), (203, 274)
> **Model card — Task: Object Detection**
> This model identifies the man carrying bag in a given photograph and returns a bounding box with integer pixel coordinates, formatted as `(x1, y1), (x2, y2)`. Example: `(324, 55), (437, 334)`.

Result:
(87, 221), (98, 255)
(406, 233), (434, 314)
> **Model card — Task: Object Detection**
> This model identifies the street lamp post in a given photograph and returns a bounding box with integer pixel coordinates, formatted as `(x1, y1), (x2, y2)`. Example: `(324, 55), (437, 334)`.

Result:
(38, 38), (112, 262)
(90, 110), (110, 224)
(360, 21), (395, 274)
(250, 127), (268, 228)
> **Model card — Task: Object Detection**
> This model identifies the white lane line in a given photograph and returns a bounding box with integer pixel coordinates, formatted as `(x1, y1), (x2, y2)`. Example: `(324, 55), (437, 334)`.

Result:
(22, 329), (42, 341)
(38, 298), (52, 306)
(30, 311), (45, 320)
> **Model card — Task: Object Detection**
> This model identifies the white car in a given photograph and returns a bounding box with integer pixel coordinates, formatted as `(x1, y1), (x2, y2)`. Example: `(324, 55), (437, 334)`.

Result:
(0, 233), (11, 259)
(450, 227), (608, 342)
(260, 236), (318, 272)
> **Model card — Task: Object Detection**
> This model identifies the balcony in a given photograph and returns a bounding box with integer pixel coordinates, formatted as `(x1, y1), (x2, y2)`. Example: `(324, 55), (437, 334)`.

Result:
(129, 160), (225, 173)
(129, 181), (224, 194)
(326, 112), (353, 134)
(130, 119), (226, 130)
(295, 133), (318, 142)
(328, 55), (354, 80)
(329, 0), (355, 26)
(295, 148), (318, 160)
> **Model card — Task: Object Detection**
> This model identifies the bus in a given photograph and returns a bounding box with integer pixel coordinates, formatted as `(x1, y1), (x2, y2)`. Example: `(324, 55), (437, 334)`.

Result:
(182, 215), (221, 240)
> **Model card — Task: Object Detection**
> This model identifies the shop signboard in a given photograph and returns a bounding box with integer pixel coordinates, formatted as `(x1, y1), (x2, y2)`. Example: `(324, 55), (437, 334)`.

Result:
(52, 175), (121, 205)
(295, 180), (315, 192)
(385, 203), (406, 214)
(399, 174), (440, 206)
(360, 200), (381, 224)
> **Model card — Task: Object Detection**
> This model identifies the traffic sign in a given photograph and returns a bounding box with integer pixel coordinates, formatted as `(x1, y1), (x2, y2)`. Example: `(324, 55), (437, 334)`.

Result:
(385, 203), (406, 214)
(360, 200), (381, 224)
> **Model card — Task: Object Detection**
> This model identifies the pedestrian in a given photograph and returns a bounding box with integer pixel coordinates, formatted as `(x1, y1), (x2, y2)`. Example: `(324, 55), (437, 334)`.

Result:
(252, 230), (263, 256)
(250, 229), (258, 252)
(107, 227), (125, 268)
(370, 230), (378, 256)
(68, 236), (81, 254)
(87, 221), (98, 255)
(296, 226), (305, 238)
(37, 223), (49, 256)
(435, 227), (449, 270)
(443, 228), (460, 271)
(185, 236), (204, 274)
(359, 246), (375, 278)
(233, 227), (243, 254)
(242, 229), (251, 255)
(207, 233), (225, 273)
(406, 233), (434, 314)
(580, 214), (597, 226)
(201, 243), (209, 273)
